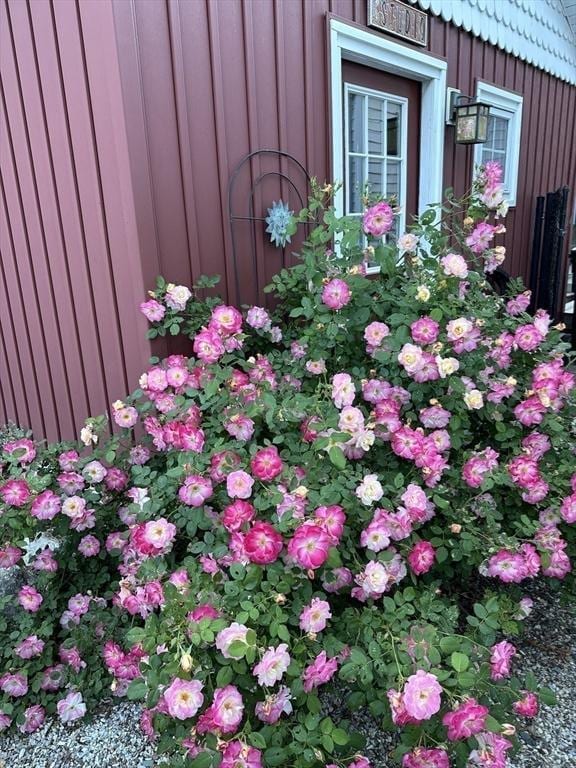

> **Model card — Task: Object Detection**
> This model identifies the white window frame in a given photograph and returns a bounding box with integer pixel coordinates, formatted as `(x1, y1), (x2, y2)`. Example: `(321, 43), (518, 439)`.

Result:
(330, 18), (447, 224)
(473, 81), (523, 207)
(343, 83), (409, 241)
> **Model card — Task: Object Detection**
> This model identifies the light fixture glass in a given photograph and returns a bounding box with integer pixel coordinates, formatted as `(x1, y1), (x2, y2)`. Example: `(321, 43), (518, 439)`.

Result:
(454, 97), (491, 144)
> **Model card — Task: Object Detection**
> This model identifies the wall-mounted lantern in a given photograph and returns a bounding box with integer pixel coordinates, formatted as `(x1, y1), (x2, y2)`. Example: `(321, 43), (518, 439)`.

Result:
(448, 92), (491, 144)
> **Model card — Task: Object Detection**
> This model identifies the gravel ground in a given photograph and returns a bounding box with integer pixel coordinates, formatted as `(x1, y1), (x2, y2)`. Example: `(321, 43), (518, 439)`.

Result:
(0, 586), (574, 768)
(507, 588), (576, 768)
(0, 701), (155, 768)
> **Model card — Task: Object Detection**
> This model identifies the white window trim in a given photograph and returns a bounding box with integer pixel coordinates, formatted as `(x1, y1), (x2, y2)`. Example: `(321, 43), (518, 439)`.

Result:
(474, 81), (523, 207)
(330, 18), (447, 226)
(343, 83), (409, 240)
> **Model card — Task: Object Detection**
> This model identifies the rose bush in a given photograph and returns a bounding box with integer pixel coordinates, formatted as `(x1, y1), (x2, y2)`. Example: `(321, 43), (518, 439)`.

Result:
(1, 163), (575, 768)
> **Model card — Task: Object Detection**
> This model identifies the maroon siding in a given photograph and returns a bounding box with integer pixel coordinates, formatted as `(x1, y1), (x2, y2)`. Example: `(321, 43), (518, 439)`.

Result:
(1, 0), (575, 440)
(113, 0), (576, 296)
(0, 0), (151, 441)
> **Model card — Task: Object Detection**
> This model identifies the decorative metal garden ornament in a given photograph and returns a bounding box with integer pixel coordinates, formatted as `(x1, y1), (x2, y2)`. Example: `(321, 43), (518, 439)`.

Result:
(265, 199), (293, 248)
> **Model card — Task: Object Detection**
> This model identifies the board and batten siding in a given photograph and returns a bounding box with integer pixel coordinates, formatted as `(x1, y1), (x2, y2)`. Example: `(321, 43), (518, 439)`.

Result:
(0, 0), (154, 441)
(113, 0), (576, 296)
(1, 0), (575, 441)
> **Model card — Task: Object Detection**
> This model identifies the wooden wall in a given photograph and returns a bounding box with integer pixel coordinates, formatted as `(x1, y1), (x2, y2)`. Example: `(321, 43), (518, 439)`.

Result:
(114, 0), (576, 294)
(0, 0), (152, 441)
(1, 0), (575, 440)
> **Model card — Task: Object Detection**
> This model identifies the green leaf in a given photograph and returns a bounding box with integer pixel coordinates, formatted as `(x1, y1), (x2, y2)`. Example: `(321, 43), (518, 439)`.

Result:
(264, 747), (289, 766)
(457, 671), (476, 688)
(473, 603), (488, 619)
(322, 734), (334, 752)
(189, 754), (213, 768)
(305, 713), (320, 731)
(126, 679), (147, 701)
(226, 640), (247, 659)
(248, 732), (267, 749)
(450, 652), (470, 672)
(216, 666), (234, 687)
(306, 694), (322, 714)
(328, 446), (346, 470)
(420, 209), (437, 225)
(539, 687), (557, 706)
(332, 727), (350, 745)
(439, 636), (460, 654)
(485, 715), (501, 733)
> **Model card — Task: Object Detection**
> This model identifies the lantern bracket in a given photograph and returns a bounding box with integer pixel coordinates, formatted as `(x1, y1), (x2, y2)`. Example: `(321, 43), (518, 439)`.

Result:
(445, 87), (461, 125)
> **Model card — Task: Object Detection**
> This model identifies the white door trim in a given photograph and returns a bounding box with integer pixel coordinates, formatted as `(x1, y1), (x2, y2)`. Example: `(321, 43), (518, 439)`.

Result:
(330, 18), (447, 222)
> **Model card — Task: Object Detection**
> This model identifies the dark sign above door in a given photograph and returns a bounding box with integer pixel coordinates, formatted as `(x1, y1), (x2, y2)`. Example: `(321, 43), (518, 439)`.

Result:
(368, 0), (428, 47)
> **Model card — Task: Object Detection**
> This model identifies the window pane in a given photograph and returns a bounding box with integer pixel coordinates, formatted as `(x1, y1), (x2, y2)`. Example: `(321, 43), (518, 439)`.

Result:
(368, 158), (384, 195)
(348, 156), (364, 212)
(480, 115), (509, 182)
(491, 116), (508, 151)
(367, 97), (385, 155)
(386, 102), (401, 156)
(386, 159), (401, 202)
(348, 92), (365, 153)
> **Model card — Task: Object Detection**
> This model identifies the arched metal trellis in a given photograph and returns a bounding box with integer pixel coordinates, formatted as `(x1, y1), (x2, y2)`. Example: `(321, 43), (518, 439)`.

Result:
(227, 149), (312, 305)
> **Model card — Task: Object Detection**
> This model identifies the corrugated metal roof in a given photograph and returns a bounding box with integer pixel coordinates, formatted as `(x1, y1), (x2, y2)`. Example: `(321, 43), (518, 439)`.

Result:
(410, 0), (576, 84)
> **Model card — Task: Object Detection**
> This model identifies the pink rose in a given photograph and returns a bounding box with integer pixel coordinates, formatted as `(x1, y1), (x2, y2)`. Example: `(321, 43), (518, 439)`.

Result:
(322, 278), (351, 310)
(513, 692), (539, 718)
(244, 522), (283, 565)
(18, 704), (45, 734)
(407, 541), (436, 575)
(255, 686), (293, 724)
(0, 479), (30, 507)
(250, 446), (283, 482)
(193, 328), (225, 363)
(226, 470), (254, 499)
(0, 673), (28, 697)
(442, 698), (488, 740)
(287, 524), (332, 570)
(410, 316), (440, 345)
(252, 644), (291, 686)
(140, 299), (165, 322)
(179, 475), (213, 507)
(163, 678), (204, 720)
(302, 651), (338, 692)
(18, 585), (43, 612)
(30, 489), (61, 520)
(441, 252), (468, 278)
(299, 598), (331, 633)
(363, 201), (394, 236)
(197, 684), (244, 734)
(331, 372), (356, 408)
(57, 691), (86, 723)
(402, 747), (449, 768)
(209, 305), (243, 336)
(221, 741), (262, 768)
(402, 670), (442, 720)
(489, 640), (516, 680)
(222, 500), (255, 531)
(216, 623), (250, 659)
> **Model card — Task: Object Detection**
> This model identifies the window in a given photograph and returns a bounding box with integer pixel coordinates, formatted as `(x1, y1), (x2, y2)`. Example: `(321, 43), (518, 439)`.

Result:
(473, 82), (523, 206)
(344, 83), (408, 245)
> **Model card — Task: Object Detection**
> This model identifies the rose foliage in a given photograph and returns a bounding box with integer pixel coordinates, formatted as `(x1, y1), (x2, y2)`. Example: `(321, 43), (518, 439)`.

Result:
(1, 164), (576, 768)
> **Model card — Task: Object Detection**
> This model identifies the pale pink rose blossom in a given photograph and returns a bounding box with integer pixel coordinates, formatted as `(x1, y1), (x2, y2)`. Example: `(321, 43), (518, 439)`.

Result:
(252, 644), (291, 686)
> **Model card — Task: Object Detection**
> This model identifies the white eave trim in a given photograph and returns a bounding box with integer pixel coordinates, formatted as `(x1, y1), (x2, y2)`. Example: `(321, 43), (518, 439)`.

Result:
(410, 0), (576, 86)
